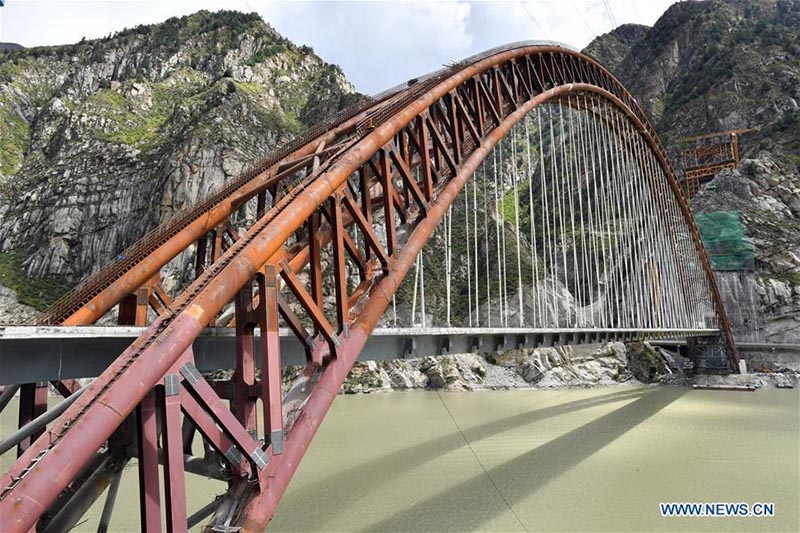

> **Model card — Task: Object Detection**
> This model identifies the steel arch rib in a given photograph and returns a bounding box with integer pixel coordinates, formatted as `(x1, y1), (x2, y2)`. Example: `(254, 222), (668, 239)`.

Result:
(0, 44), (738, 532)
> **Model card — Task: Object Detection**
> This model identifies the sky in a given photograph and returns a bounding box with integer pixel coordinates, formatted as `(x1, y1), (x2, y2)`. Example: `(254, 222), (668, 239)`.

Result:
(0, 0), (679, 94)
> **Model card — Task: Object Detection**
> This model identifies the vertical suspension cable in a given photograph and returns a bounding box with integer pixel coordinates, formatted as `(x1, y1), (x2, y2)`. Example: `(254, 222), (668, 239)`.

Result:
(616, 113), (644, 328)
(465, 180), (472, 327)
(640, 137), (672, 329)
(499, 141), (509, 326)
(493, 150), (503, 326)
(610, 109), (633, 328)
(445, 206), (451, 327)
(645, 134), (670, 329)
(659, 150), (683, 330)
(556, 102), (570, 326)
(621, 107), (646, 329)
(639, 128), (664, 330)
(474, 164), (481, 326)
(565, 97), (584, 327)
(620, 117), (655, 328)
(412, 253), (420, 325)
(604, 103), (626, 330)
(420, 248), (426, 328)
(614, 109), (644, 328)
(663, 173), (692, 328)
(540, 107), (552, 326)
(618, 109), (648, 329)
(511, 123), (524, 325)
(668, 170), (696, 327)
(575, 96), (596, 328)
(592, 99), (610, 327)
(587, 95), (609, 329)
(539, 107), (554, 328)
(664, 151), (696, 328)
(577, 95), (597, 327)
(525, 116), (541, 327)
(625, 117), (656, 329)
(647, 140), (683, 330)
(547, 105), (560, 327)
(483, 161), (492, 326)
(630, 116), (658, 330)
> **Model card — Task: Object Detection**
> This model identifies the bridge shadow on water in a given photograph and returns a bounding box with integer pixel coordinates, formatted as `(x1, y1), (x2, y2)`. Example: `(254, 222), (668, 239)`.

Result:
(359, 387), (685, 532)
(274, 387), (667, 531)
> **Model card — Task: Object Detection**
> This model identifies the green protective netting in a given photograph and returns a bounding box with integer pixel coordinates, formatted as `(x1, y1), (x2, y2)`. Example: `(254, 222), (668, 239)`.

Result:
(694, 211), (755, 271)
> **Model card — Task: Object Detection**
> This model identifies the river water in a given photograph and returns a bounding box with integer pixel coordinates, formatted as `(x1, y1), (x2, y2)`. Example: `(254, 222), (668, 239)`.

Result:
(2, 386), (798, 532)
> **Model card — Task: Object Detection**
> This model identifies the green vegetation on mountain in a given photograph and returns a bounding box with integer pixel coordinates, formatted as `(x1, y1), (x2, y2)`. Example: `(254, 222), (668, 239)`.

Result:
(0, 253), (72, 309)
(587, 0), (800, 342)
(0, 9), (362, 316)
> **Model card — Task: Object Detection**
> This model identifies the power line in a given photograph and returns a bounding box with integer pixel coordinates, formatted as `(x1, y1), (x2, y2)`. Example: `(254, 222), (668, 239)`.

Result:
(518, 1), (551, 40)
(628, 0), (643, 20)
(602, 0), (618, 27)
(570, 1), (598, 40)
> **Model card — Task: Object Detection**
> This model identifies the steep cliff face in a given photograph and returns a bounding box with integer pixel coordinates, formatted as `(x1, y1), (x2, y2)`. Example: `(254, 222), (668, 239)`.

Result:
(587, 0), (800, 151)
(692, 158), (800, 342)
(585, 0), (800, 342)
(0, 10), (359, 314)
(2, 3), (797, 341)
(583, 23), (649, 74)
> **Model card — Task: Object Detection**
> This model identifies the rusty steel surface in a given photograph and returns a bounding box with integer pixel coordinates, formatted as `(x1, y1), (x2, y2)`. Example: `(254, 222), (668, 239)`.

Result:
(0, 42), (740, 532)
(680, 128), (752, 199)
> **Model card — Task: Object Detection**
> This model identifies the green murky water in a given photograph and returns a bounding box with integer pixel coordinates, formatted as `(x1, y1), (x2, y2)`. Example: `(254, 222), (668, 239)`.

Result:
(2, 387), (798, 532)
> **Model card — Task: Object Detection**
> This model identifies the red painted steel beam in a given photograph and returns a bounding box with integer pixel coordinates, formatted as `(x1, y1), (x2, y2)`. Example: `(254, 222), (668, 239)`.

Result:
(137, 391), (161, 532)
(389, 149), (428, 215)
(56, 119), (367, 327)
(342, 190), (391, 268)
(329, 193), (350, 330)
(179, 363), (267, 480)
(16, 383), (47, 458)
(235, 81), (582, 531)
(233, 286), (258, 432)
(307, 212), (324, 310)
(0, 44), (739, 532)
(377, 149), (398, 255)
(161, 374), (188, 531)
(179, 386), (249, 476)
(260, 265), (284, 453)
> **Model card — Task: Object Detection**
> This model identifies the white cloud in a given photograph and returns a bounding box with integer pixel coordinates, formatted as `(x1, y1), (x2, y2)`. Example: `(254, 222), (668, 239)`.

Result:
(0, 0), (680, 94)
(259, 1), (476, 93)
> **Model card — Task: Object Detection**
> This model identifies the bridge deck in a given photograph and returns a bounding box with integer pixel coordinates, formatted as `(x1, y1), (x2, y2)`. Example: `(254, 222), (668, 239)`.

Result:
(1, 326), (718, 385)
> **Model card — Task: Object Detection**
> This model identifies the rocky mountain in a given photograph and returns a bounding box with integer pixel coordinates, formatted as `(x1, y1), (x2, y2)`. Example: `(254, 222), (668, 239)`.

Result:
(586, 0), (800, 343)
(582, 23), (649, 74)
(0, 10), (359, 317)
(1, 2), (797, 348)
(585, 0), (800, 154)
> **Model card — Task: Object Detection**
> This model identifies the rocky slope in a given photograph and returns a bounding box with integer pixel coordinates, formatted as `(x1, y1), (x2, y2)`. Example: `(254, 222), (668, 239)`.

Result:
(585, 0), (800, 343)
(1, 2), (797, 348)
(266, 341), (797, 394)
(387, 0), (800, 336)
(0, 10), (359, 317)
(692, 157), (800, 342)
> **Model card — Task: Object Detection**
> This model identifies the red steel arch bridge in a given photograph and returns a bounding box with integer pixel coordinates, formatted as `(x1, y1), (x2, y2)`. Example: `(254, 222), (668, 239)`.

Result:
(0, 42), (739, 531)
